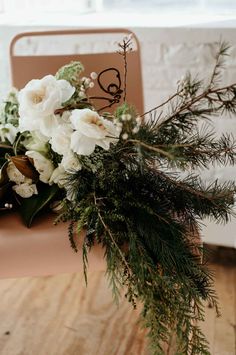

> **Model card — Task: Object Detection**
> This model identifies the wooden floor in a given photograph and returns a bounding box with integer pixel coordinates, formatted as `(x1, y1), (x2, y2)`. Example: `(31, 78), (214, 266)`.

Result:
(0, 246), (235, 355)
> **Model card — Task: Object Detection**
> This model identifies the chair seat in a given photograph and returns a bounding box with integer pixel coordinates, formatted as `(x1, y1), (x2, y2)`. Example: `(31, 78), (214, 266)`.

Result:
(0, 213), (106, 278)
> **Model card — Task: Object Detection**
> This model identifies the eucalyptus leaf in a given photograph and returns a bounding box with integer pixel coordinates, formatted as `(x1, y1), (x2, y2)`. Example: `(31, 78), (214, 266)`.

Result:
(20, 184), (59, 227)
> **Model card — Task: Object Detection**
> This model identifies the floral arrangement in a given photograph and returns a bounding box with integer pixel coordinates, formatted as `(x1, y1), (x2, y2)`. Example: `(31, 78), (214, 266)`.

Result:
(1, 38), (236, 354)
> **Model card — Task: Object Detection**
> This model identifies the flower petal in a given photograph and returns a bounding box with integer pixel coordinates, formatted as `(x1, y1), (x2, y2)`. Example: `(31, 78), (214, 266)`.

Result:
(70, 131), (96, 155)
(57, 79), (75, 103)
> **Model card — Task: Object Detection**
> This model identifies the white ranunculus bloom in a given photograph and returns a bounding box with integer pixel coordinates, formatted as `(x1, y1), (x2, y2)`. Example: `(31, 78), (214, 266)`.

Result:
(12, 183), (38, 198)
(39, 114), (60, 138)
(18, 75), (75, 132)
(61, 151), (82, 172)
(26, 151), (54, 184)
(49, 164), (67, 188)
(0, 123), (18, 144)
(60, 110), (71, 124)
(70, 109), (120, 155)
(50, 123), (73, 156)
(7, 162), (32, 185)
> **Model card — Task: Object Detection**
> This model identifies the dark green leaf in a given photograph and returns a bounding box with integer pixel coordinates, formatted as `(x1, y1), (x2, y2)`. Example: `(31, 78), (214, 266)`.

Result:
(20, 184), (59, 227)
(0, 161), (9, 186)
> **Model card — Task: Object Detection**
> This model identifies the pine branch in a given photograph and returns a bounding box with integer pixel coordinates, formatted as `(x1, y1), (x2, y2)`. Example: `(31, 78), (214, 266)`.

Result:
(117, 35), (133, 103)
(208, 41), (230, 88)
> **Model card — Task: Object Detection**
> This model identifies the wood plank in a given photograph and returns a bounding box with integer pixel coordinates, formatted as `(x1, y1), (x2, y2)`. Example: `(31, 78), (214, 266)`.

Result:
(0, 273), (149, 355)
(213, 263), (236, 355)
(0, 258), (235, 354)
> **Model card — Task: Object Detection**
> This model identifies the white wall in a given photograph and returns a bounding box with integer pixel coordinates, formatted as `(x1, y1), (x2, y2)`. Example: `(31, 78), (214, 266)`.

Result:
(1, 18), (236, 247)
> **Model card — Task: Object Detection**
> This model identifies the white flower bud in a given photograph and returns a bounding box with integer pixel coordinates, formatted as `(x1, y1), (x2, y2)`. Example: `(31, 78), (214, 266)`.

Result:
(136, 116), (142, 125)
(132, 126), (139, 134)
(90, 72), (98, 80)
(79, 91), (85, 98)
(122, 113), (132, 121)
(84, 78), (91, 86)
(7, 162), (31, 185)
(12, 183), (38, 198)
(26, 151), (54, 184)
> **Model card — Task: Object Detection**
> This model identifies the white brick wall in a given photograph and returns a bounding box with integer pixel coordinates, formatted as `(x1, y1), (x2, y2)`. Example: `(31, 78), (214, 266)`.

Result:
(1, 23), (236, 247)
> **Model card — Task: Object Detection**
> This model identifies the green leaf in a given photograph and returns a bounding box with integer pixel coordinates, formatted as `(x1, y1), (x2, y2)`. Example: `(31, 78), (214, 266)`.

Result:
(0, 161), (11, 211)
(20, 184), (59, 227)
(0, 161), (9, 186)
(0, 182), (11, 203)
(0, 146), (13, 168)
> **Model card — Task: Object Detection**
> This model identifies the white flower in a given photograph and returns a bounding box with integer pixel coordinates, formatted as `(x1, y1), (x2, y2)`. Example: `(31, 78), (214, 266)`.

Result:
(26, 151), (54, 184)
(60, 110), (71, 124)
(61, 151), (81, 172)
(0, 123), (18, 144)
(18, 75), (75, 132)
(70, 109), (120, 155)
(7, 162), (32, 185)
(12, 183), (38, 198)
(49, 165), (67, 188)
(50, 123), (73, 155)
(132, 126), (140, 134)
(39, 114), (61, 138)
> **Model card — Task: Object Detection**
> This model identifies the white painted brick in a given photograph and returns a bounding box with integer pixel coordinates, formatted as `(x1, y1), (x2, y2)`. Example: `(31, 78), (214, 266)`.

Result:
(225, 45), (236, 66)
(144, 89), (172, 111)
(163, 43), (216, 67)
(140, 41), (163, 64)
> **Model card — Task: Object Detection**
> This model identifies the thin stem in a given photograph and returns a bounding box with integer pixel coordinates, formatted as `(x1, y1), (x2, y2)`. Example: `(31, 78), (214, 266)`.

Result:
(0, 144), (13, 150)
(94, 193), (132, 275)
(140, 91), (182, 118)
(156, 170), (233, 203)
(158, 83), (236, 128)
(128, 139), (174, 160)
(118, 37), (132, 103)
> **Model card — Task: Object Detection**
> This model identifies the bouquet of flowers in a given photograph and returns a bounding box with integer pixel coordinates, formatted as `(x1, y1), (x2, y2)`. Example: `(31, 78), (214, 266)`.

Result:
(1, 38), (236, 354)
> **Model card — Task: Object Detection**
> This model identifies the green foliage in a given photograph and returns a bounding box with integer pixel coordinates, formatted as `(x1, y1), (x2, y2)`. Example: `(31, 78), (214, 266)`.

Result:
(59, 43), (236, 354)
(0, 89), (19, 126)
(55, 61), (84, 87)
(20, 184), (59, 227)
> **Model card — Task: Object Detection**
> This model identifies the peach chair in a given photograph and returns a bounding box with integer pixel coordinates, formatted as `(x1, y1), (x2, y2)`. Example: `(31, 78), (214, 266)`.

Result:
(0, 29), (143, 278)
(0, 212), (106, 278)
(10, 28), (144, 114)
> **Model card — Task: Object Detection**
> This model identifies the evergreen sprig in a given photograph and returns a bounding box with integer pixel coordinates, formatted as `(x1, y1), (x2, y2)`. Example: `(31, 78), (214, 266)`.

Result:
(57, 42), (236, 354)
(2, 38), (236, 354)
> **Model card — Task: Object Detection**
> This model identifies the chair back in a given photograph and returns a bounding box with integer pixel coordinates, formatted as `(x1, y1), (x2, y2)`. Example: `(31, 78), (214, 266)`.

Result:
(10, 29), (144, 114)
